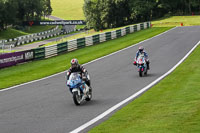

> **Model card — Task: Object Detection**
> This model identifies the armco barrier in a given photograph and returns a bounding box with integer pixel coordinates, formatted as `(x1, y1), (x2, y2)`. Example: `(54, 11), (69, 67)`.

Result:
(130, 25), (134, 33)
(46, 21), (150, 60)
(85, 36), (93, 46)
(45, 21), (150, 59)
(140, 23), (144, 30)
(105, 32), (112, 41)
(111, 31), (117, 39)
(57, 42), (68, 54)
(121, 28), (126, 36)
(77, 38), (86, 49)
(134, 25), (137, 31)
(137, 24), (141, 31)
(147, 22), (150, 28)
(68, 40), (77, 51)
(45, 45), (57, 58)
(116, 29), (122, 38)
(0, 26), (59, 46)
(92, 35), (100, 45)
(99, 33), (106, 43)
(34, 47), (45, 60)
(0, 22), (151, 68)
(126, 27), (130, 34)
(144, 23), (147, 29)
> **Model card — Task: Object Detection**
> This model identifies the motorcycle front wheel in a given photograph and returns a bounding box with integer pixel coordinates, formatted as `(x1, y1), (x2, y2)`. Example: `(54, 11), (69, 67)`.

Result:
(73, 91), (82, 105)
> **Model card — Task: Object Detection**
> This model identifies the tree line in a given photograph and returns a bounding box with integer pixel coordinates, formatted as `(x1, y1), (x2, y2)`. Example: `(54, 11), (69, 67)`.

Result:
(83, 0), (200, 31)
(0, 0), (52, 30)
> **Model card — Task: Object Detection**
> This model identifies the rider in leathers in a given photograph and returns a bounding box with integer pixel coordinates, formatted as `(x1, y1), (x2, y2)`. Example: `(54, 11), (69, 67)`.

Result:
(66, 58), (91, 93)
(133, 46), (150, 70)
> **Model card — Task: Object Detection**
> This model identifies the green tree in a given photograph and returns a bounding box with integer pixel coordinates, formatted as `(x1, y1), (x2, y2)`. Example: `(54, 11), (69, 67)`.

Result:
(129, 0), (156, 22)
(83, 0), (132, 30)
(0, 0), (53, 30)
(83, 0), (102, 31)
(0, 0), (5, 29)
(43, 0), (53, 17)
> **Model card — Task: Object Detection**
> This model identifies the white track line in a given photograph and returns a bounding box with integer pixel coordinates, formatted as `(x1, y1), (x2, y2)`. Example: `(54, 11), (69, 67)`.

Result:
(70, 40), (200, 133)
(0, 27), (177, 92)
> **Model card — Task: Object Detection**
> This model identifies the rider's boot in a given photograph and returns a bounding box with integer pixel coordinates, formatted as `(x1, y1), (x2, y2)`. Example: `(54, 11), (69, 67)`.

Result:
(88, 86), (92, 93)
(82, 87), (88, 100)
(85, 80), (92, 93)
(147, 61), (150, 70)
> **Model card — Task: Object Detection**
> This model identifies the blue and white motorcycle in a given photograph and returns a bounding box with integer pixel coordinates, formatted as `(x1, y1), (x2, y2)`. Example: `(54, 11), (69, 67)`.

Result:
(67, 73), (92, 105)
(136, 54), (148, 77)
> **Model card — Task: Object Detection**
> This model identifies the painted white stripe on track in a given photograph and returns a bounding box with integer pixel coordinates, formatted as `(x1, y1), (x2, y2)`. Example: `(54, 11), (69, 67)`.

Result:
(70, 40), (200, 133)
(0, 27), (177, 92)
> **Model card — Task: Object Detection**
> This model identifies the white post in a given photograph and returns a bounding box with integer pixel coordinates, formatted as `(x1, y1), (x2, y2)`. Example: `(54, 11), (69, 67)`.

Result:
(10, 45), (12, 52)
(2, 40), (4, 53)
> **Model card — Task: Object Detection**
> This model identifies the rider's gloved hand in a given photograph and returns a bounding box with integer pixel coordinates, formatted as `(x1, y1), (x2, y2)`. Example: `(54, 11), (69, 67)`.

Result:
(133, 61), (137, 65)
(82, 75), (87, 81)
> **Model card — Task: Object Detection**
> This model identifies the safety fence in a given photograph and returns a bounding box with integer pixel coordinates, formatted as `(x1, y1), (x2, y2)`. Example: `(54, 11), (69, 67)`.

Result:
(0, 25), (77, 48)
(0, 26), (59, 45)
(0, 22), (151, 69)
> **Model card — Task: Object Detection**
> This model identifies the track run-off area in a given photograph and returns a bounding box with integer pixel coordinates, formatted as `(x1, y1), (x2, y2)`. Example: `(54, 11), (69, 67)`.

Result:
(0, 26), (200, 133)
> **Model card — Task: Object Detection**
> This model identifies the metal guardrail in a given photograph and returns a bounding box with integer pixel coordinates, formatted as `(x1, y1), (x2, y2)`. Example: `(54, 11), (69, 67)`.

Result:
(0, 25), (78, 51)
(0, 22), (151, 69)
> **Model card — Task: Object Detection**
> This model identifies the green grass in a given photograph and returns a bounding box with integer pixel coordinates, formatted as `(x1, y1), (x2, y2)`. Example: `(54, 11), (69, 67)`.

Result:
(0, 26), (56, 40)
(0, 27), (170, 89)
(23, 25), (56, 34)
(76, 25), (85, 29)
(51, 0), (85, 20)
(0, 49), (18, 53)
(0, 28), (28, 40)
(89, 44), (200, 133)
(152, 16), (200, 27)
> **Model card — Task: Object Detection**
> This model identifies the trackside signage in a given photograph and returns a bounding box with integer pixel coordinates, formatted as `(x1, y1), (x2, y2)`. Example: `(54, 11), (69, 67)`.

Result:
(23, 20), (86, 26)
(0, 50), (34, 69)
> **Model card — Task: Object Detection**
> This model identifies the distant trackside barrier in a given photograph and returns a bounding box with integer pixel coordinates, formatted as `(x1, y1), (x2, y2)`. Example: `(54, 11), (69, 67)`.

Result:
(0, 22), (151, 69)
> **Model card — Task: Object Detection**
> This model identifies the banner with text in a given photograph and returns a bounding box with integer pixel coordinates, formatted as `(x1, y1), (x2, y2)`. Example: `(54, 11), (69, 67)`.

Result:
(23, 20), (86, 26)
(0, 50), (34, 69)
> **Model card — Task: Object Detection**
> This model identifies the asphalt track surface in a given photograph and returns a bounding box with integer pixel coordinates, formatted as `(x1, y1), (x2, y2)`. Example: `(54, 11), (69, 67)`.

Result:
(0, 26), (200, 133)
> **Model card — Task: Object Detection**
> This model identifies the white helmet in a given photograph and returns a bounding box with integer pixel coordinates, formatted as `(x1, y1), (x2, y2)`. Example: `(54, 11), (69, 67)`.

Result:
(71, 58), (78, 68)
(139, 46), (144, 52)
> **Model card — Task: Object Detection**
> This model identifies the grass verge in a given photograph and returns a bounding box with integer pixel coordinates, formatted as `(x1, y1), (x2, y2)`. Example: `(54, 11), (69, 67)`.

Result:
(0, 27), (171, 89)
(0, 26), (56, 40)
(152, 15), (200, 27)
(0, 28), (28, 40)
(89, 45), (200, 133)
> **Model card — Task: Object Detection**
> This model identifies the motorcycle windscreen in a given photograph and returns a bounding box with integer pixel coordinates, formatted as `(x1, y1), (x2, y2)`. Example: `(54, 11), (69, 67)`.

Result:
(137, 54), (145, 64)
(67, 73), (82, 87)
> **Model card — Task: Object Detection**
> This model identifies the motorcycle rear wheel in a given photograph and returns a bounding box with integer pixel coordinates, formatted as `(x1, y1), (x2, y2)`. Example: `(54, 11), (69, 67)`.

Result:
(139, 68), (143, 77)
(85, 88), (92, 101)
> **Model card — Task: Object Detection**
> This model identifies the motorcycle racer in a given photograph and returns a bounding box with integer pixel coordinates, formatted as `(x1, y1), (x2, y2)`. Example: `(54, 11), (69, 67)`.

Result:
(66, 58), (91, 93)
(133, 46), (150, 70)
